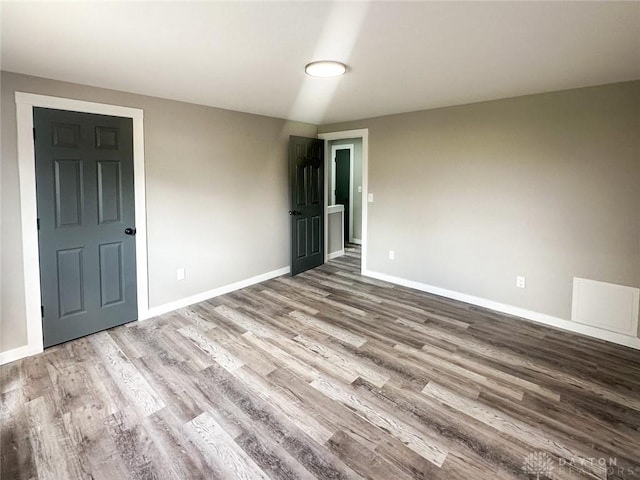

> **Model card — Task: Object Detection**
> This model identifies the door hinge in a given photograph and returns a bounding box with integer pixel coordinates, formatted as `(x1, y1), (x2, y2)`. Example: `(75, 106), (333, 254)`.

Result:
(37, 218), (40, 230)
(33, 128), (36, 141)
(41, 306), (44, 318)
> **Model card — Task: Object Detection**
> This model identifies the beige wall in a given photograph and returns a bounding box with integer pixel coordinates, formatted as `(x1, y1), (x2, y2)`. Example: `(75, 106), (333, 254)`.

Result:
(320, 81), (640, 334)
(1, 71), (316, 353)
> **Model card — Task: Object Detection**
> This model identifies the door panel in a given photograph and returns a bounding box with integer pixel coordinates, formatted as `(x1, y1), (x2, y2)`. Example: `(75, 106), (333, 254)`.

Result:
(97, 161), (122, 224)
(99, 242), (125, 307)
(296, 218), (308, 259)
(310, 166), (321, 205)
(56, 247), (85, 317)
(95, 126), (120, 149)
(311, 216), (321, 254)
(54, 159), (83, 227)
(289, 136), (324, 275)
(35, 107), (137, 347)
(52, 123), (81, 148)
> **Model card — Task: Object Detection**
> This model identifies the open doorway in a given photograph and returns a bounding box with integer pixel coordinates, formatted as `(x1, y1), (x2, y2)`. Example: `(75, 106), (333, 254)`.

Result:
(329, 138), (362, 245)
(330, 143), (355, 245)
(319, 129), (369, 274)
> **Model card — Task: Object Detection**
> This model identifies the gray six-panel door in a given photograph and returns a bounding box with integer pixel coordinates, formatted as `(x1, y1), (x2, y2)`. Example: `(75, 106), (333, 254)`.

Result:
(34, 107), (137, 347)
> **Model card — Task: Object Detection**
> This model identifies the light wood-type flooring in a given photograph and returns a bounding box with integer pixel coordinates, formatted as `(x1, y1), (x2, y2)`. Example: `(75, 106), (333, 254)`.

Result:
(2, 246), (640, 479)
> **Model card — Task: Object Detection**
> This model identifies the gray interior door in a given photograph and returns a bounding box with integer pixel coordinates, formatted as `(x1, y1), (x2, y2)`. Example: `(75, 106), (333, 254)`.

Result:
(34, 107), (137, 347)
(289, 136), (324, 276)
(335, 148), (350, 243)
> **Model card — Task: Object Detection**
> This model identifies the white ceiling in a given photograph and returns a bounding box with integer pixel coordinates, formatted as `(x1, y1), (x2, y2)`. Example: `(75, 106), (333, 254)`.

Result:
(2, 1), (639, 125)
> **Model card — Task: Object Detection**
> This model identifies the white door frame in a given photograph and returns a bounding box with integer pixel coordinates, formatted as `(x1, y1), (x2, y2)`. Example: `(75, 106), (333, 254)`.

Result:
(11, 92), (149, 364)
(319, 129), (368, 272)
(330, 143), (355, 243)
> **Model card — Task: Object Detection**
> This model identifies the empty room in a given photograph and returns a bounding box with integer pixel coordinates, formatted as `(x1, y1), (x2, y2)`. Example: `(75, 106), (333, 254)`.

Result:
(1, 1), (639, 479)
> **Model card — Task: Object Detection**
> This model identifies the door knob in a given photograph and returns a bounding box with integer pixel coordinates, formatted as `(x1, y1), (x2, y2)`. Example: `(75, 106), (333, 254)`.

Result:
(289, 210), (302, 216)
(124, 227), (137, 236)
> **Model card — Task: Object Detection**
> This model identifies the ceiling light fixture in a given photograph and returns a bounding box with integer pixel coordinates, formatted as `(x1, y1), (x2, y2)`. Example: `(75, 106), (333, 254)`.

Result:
(305, 60), (347, 78)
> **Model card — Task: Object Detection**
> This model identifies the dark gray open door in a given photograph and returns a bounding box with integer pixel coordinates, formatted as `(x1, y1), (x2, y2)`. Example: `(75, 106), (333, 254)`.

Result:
(34, 108), (137, 347)
(289, 136), (324, 276)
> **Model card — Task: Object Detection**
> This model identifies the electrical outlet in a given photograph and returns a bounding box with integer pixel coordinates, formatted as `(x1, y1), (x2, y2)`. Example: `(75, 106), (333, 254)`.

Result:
(368, 193), (374, 203)
(516, 276), (526, 288)
(389, 250), (395, 260)
(177, 268), (186, 281)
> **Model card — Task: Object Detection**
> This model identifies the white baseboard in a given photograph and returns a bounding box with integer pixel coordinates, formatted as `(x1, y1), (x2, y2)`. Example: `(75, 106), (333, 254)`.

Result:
(351, 238), (362, 245)
(144, 266), (291, 319)
(327, 250), (345, 260)
(0, 343), (43, 366)
(363, 269), (640, 351)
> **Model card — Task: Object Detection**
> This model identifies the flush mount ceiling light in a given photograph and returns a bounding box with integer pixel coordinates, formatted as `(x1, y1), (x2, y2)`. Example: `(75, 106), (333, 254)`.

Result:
(305, 60), (347, 78)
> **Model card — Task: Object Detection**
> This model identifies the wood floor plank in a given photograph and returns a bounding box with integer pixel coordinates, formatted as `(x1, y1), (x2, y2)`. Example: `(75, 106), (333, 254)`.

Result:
(326, 430), (416, 480)
(267, 367), (388, 452)
(142, 409), (216, 479)
(197, 362), (364, 480)
(422, 382), (609, 479)
(417, 341), (562, 402)
(288, 311), (367, 348)
(177, 325), (244, 372)
(1, 388), (37, 480)
(393, 342), (525, 401)
(310, 375), (450, 467)
(105, 407), (172, 480)
(1, 360), (26, 395)
(89, 331), (165, 417)
(293, 334), (389, 388)
(25, 395), (91, 480)
(59, 403), (130, 480)
(186, 411), (270, 480)
(359, 377), (551, 478)
(260, 287), (320, 315)
(233, 366), (335, 443)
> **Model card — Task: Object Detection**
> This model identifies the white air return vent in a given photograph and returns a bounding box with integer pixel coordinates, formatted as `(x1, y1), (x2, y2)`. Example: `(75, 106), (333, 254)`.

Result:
(571, 278), (639, 337)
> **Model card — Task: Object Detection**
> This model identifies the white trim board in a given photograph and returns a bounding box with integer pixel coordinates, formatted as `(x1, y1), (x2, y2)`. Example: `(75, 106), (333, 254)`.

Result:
(319, 129), (369, 273)
(327, 204), (344, 215)
(146, 266), (290, 318)
(9, 92), (149, 366)
(364, 269), (640, 351)
(0, 344), (44, 367)
(327, 250), (345, 260)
